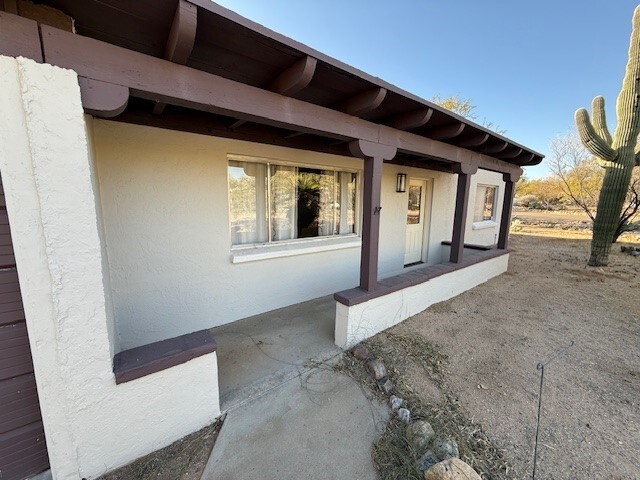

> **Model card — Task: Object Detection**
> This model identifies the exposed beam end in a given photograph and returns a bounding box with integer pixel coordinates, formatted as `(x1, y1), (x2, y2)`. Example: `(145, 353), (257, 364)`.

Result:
(456, 132), (490, 148)
(338, 87), (387, 116)
(349, 139), (396, 160)
(268, 55), (317, 96)
(452, 163), (478, 175)
(389, 108), (433, 130)
(429, 122), (466, 140)
(79, 77), (129, 118)
(165, 0), (197, 64)
(482, 141), (509, 154)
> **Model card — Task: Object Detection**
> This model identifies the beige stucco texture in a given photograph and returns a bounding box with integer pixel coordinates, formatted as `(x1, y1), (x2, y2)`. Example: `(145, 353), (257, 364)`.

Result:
(0, 56), (220, 480)
(92, 120), (505, 350)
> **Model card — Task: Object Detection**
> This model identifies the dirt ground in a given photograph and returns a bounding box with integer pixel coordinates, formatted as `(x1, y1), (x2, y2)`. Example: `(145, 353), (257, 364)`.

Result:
(97, 418), (223, 480)
(388, 228), (640, 479)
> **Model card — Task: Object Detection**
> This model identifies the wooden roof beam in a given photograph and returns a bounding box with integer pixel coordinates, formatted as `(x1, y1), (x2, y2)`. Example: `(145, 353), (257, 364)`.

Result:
(78, 77), (129, 118)
(153, 0), (197, 115)
(511, 152), (535, 165)
(268, 55), (317, 96)
(455, 132), (490, 148)
(231, 56), (318, 130)
(337, 87), (387, 116)
(388, 108), (433, 131)
(482, 141), (509, 154)
(39, 25), (524, 175)
(429, 122), (466, 140)
(498, 147), (523, 159)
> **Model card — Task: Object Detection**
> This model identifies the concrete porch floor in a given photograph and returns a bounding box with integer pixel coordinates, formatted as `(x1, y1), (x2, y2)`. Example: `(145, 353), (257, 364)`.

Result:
(206, 296), (388, 479)
(210, 295), (342, 410)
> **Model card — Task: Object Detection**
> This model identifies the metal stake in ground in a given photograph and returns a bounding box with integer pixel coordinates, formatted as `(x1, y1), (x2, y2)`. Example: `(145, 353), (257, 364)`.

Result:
(532, 340), (575, 480)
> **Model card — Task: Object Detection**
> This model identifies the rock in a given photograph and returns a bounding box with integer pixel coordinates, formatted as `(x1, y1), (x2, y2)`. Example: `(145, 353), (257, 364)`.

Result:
(368, 359), (386, 380)
(406, 420), (435, 454)
(418, 450), (439, 473)
(397, 408), (410, 423)
(377, 377), (394, 394)
(389, 395), (403, 411)
(351, 344), (370, 361)
(433, 438), (460, 461)
(424, 458), (481, 480)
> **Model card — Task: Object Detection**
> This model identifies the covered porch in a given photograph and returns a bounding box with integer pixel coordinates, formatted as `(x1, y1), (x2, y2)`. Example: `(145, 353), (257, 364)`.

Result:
(212, 246), (508, 409)
(0, 1), (544, 477)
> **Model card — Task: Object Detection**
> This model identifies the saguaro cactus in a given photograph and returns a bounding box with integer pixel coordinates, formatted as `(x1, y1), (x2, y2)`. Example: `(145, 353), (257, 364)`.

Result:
(575, 5), (640, 266)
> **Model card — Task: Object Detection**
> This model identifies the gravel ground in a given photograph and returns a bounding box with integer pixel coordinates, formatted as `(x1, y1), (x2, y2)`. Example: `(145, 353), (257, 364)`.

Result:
(391, 231), (640, 479)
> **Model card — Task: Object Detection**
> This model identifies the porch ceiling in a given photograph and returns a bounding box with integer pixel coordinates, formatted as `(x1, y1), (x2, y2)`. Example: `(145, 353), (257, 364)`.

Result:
(35, 0), (543, 168)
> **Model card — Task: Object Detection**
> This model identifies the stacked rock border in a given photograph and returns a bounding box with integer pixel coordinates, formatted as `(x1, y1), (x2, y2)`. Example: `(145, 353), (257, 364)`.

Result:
(350, 343), (483, 480)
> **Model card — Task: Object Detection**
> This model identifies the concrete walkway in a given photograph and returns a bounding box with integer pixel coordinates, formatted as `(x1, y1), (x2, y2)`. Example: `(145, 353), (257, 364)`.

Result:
(201, 364), (388, 480)
(204, 296), (388, 479)
(210, 295), (342, 410)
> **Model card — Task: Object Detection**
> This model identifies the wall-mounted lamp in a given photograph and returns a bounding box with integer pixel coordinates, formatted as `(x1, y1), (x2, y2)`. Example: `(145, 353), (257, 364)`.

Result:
(396, 173), (407, 193)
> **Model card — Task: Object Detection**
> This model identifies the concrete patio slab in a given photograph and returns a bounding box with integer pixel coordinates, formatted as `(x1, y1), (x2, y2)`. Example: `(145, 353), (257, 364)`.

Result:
(202, 365), (388, 480)
(211, 295), (342, 410)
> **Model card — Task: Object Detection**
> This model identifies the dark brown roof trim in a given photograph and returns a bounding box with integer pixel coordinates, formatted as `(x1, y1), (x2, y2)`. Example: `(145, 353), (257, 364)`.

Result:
(113, 329), (216, 384)
(187, 0), (544, 164)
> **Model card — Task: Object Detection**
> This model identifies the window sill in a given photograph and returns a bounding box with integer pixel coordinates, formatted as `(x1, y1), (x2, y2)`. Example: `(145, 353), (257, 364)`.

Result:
(472, 220), (498, 230)
(231, 235), (361, 264)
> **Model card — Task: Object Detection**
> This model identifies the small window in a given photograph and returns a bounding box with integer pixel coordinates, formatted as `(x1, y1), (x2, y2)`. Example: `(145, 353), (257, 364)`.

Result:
(474, 185), (497, 222)
(228, 158), (358, 246)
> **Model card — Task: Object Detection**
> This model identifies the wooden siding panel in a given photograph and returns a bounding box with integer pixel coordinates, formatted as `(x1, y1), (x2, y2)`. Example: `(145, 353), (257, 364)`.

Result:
(0, 172), (49, 478)
(0, 323), (34, 381)
(0, 422), (49, 480)
(0, 375), (41, 434)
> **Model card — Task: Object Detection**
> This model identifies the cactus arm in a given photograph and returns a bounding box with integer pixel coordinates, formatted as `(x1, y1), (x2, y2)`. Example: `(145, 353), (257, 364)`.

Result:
(575, 108), (618, 161)
(591, 96), (613, 145)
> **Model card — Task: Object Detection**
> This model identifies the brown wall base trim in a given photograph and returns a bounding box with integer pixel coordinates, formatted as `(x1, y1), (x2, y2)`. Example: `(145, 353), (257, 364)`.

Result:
(113, 329), (217, 384)
(334, 249), (509, 307)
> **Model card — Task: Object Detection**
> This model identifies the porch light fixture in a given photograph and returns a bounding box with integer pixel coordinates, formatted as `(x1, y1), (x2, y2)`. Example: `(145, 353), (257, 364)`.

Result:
(396, 173), (407, 193)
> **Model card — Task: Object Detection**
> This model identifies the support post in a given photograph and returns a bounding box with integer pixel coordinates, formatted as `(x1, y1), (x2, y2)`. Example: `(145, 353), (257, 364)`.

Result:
(450, 163), (478, 263)
(349, 140), (397, 291)
(498, 170), (521, 249)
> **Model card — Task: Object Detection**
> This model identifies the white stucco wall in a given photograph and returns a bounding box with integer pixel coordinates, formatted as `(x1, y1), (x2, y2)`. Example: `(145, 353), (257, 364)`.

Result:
(0, 56), (220, 480)
(93, 122), (461, 349)
(465, 169), (506, 246)
(334, 253), (510, 348)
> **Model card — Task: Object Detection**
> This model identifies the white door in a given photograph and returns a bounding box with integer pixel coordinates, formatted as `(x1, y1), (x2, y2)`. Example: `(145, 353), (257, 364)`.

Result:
(404, 178), (428, 265)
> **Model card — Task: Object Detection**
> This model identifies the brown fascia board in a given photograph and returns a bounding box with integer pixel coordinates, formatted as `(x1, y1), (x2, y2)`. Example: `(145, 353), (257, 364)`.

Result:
(187, 0), (544, 162)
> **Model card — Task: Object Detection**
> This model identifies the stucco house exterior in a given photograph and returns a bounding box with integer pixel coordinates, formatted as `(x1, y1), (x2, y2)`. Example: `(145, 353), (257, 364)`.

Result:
(0, 1), (543, 479)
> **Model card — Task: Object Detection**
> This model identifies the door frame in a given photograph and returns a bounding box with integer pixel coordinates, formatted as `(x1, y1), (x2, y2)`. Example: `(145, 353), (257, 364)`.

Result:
(403, 176), (433, 266)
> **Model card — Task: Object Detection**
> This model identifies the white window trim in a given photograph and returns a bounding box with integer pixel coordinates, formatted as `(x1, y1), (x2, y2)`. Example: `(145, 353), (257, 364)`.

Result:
(472, 219), (498, 230)
(231, 234), (361, 263)
(227, 153), (362, 257)
(473, 184), (498, 225)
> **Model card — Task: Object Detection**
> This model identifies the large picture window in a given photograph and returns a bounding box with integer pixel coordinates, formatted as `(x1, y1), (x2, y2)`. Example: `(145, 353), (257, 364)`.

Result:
(228, 157), (358, 246)
(473, 185), (497, 222)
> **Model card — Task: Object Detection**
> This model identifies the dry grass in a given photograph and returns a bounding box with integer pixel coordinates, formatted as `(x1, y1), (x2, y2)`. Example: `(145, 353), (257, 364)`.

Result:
(97, 416), (224, 480)
(336, 333), (517, 480)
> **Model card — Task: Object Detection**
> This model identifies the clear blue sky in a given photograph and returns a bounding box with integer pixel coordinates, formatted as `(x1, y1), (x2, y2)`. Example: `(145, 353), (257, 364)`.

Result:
(215, 0), (639, 179)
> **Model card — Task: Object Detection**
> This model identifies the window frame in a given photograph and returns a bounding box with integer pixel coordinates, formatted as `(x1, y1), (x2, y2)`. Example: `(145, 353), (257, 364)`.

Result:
(227, 154), (361, 250)
(472, 184), (499, 228)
